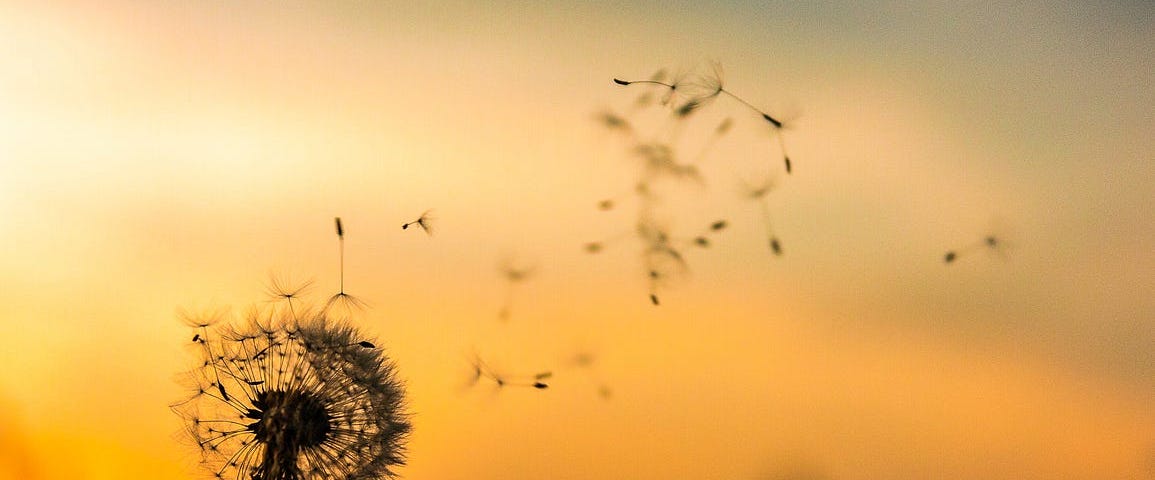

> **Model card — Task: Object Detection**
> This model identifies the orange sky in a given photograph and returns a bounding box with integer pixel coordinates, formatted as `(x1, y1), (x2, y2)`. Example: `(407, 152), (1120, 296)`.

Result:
(1, 1), (1153, 479)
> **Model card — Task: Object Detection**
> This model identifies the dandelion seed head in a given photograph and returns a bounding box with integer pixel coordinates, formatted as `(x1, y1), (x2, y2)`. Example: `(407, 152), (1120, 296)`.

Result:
(323, 292), (369, 321)
(678, 60), (725, 103)
(173, 308), (410, 480)
(265, 274), (314, 305)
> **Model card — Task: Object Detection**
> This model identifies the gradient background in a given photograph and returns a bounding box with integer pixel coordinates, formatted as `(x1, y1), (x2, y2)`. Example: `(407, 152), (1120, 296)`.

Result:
(1, 1), (1153, 479)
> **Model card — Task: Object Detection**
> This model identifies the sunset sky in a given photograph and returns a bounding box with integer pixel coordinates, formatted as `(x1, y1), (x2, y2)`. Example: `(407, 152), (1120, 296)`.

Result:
(1, 1), (1153, 479)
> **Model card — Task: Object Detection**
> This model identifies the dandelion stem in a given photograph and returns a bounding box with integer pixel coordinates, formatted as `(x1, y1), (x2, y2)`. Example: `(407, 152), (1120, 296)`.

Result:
(337, 221), (345, 294)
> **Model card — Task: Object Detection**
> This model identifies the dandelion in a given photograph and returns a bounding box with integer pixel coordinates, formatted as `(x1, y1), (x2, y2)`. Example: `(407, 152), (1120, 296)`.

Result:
(690, 219), (729, 249)
(613, 67), (689, 107)
(615, 62), (796, 174)
(496, 256), (535, 321)
(172, 307), (410, 480)
(944, 219), (1013, 265)
(265, 273), (314, 319)
(463, 352), (550, 391)
(676, 60), (725, 105)
(600, 63), (799, 303)
(944, 235), (1002, 265)
(325, 217), (367, 318)
(739, 175), (784, 257)
(565, 349), (613, 400)
(401, 210), (435, 236)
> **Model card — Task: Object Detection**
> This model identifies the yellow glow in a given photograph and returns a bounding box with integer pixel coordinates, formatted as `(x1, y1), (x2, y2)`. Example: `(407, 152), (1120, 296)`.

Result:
(2, 2), (1153, 479)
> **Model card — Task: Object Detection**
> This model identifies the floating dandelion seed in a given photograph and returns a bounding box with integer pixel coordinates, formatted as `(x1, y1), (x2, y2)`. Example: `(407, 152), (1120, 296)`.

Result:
(601, 64), (799, 303)
(401, 210), (435, 236)
(325, 217), (367, 318)
(173, 306), (410, 480)
(615, 62), (796, 174)
(637, 69), (666, 104)
(463, 352), (550, 391)
(739, 175), (785, 257)
(497, 256), (535, 321)
(689, 219), (729, 249)
(265, 273), (314, 318)
(944, 235), (1004, 265)
(565, 349), (614, 400)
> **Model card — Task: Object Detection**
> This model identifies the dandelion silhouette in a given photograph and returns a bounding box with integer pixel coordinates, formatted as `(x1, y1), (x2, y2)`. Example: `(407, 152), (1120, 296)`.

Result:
(325, 217), (367, 319)
(739, 175), (785, 256)
(265, 273), (314, 319)
(943, 235), (1002, 265)
(401, 210), (435, 236)
(464, 352), (550, 391)
(496, 257), (535, 321)
(172, 302), (410, 480)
